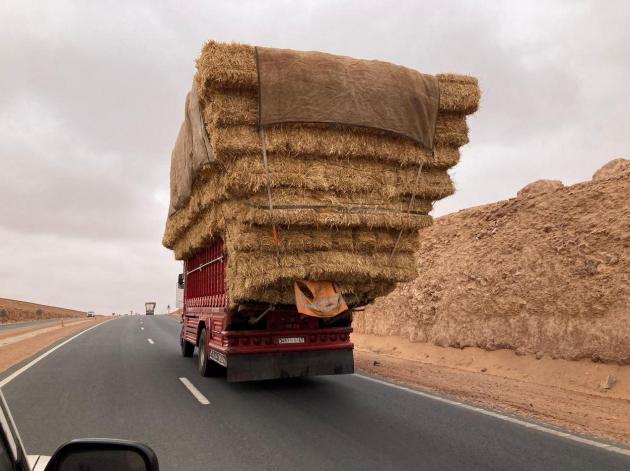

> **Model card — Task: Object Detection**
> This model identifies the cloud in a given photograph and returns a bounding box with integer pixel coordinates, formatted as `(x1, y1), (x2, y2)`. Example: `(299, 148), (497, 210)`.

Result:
(0, 0), (628, 312)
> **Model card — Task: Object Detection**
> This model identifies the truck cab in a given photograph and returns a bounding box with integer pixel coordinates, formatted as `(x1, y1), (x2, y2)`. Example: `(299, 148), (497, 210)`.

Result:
(178, 239), (354, 382)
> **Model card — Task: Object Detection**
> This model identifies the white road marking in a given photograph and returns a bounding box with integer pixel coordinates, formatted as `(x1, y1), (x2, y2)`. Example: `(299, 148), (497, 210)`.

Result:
(141, 327), (144, 330)
(147, 338), (154, 345)
(0, 320), (89, 347)
(28, 455), (51, 471)
(0, 321), (108, 388)
(179, 377), (210, 405)
(355, 374), (630, 457)
(34, 456), (51, 471)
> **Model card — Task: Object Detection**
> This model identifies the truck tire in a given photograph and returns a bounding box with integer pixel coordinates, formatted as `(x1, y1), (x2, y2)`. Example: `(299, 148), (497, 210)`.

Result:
(181, 336), (194, 357)
(197, 328), (223, 377)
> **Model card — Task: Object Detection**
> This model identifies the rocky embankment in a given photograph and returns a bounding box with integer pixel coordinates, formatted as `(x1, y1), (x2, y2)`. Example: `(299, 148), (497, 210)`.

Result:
(354, 159), (629, 363)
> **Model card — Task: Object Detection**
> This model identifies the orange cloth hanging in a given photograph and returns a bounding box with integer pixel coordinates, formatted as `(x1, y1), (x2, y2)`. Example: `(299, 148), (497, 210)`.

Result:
(294, 280), (348, 318)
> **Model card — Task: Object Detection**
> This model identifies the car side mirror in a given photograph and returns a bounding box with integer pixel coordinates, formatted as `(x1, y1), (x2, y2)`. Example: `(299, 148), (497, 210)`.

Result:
(44, 439), (158, 471)
(177, 273), (185, 290)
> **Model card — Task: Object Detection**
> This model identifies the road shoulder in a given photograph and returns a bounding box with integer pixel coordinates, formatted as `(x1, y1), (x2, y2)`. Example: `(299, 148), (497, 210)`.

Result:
(353, 333), (630, 446)
(0, 318), (108, 376)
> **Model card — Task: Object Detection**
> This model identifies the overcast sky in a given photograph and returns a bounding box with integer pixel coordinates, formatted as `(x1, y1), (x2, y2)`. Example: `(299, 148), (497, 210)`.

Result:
(1, 1), (628, 314)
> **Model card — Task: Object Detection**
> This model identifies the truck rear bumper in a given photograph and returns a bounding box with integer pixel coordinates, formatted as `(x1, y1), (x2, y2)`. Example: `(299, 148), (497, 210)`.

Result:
(224, 349), (354, 382)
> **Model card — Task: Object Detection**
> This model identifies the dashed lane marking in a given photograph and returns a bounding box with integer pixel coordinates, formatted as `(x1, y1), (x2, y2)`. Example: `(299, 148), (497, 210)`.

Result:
(147, 339), (154, 345)
(179, 377), (210, 405)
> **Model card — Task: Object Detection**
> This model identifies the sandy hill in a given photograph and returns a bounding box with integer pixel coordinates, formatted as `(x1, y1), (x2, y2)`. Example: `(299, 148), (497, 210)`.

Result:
(354, 159), (629, 363)
(0, 298), (85, 323)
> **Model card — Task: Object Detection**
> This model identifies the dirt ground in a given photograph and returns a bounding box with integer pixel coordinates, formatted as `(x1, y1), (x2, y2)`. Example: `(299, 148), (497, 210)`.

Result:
(0, 297), (86, 324)
(0, 317), (107, 374)
(354, 333), (630, 445)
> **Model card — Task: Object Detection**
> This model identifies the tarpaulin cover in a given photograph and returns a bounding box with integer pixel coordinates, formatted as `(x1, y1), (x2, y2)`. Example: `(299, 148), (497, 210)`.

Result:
(256, 46), (440, 150)
(168, 82), (214, 216)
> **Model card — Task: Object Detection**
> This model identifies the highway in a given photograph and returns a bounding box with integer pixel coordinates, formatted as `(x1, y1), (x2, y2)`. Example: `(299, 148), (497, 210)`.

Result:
(0, 318), (78, 332)
(1, 316), (629, 471)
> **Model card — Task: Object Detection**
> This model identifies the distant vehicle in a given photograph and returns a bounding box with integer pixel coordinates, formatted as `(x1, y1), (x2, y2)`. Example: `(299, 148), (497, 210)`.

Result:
(145, 302), (156, 316)
(178, 240), (353, 382)
(0, 389), (159, 471)
(86, 311), (95, 318)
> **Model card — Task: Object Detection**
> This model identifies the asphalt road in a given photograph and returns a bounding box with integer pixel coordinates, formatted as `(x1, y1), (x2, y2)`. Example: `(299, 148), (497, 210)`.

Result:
(1, 316), (629, 470)
(0, 318), (79, 331)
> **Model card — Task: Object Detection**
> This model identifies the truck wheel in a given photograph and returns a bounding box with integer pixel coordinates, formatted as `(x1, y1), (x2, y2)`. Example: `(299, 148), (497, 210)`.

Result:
(197, 328), (223, 377)
(181, 336), (194, 357)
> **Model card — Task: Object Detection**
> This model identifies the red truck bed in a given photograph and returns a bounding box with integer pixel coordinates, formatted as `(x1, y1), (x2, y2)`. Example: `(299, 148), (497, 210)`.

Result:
(179, 240), (354, 382)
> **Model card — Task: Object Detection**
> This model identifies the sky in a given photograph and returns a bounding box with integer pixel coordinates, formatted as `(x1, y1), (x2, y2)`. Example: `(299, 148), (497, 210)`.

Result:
(0, 0), (628, 314)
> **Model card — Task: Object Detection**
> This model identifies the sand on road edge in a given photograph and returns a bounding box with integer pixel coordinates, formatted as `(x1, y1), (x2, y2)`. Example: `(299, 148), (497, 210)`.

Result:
(0, 319), (90, 342)
(354, 333), (630, 446)
(0, 318), (108, 374)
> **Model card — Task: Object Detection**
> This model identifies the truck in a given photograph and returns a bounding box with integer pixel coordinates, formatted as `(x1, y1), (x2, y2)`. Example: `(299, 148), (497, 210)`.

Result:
(145, 302), (156, 316)
(178, 239), (355, 382)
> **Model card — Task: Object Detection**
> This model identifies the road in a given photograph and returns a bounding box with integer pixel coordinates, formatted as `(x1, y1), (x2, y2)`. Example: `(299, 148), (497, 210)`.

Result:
(0, 318), (80, 332)
(1, 316), (629, 471)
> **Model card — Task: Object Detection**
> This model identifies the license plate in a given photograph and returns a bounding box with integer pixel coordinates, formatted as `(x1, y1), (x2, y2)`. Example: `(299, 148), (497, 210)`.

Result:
(278, 337), (305, 344)
(209, 349), (227, 366)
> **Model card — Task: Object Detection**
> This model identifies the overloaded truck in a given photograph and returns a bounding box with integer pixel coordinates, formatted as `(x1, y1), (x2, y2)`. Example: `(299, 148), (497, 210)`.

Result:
(165, 42), (479, 382)
(145, 302), (156, 316)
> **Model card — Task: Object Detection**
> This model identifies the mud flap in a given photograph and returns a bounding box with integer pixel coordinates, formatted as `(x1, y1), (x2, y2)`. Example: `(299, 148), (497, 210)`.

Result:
(224, 349), (354, 382)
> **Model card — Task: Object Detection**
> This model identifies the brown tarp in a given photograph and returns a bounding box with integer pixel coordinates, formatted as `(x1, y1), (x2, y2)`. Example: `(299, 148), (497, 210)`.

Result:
(168, 82), (214, 216)
(256, 47), (440, 150)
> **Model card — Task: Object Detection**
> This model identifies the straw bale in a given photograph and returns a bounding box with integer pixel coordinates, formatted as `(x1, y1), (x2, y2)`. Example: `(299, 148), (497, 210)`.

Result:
(436, 74), (481, 114)
(203, 90), (258, 127)
(241, 192), (435, 214)
(164, 182), (436, 248)
(222, 155), (454, 198)
(227, 250), (416, 304)
(203, 91), (469, 147)
(225, 224), (419, 254)
(170, 201), (433, 260)
(195, 41), (257, 97)
(210, 125), (464, 166)
(195, 41), (481, 115)
(161, 156), (450, 248)
(238, 278), (398, 306)
(167, 40), (481, 306)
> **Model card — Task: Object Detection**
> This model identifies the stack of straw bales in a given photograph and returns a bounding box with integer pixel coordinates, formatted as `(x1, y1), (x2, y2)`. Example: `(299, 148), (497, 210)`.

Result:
(163, 42), (480, 307)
